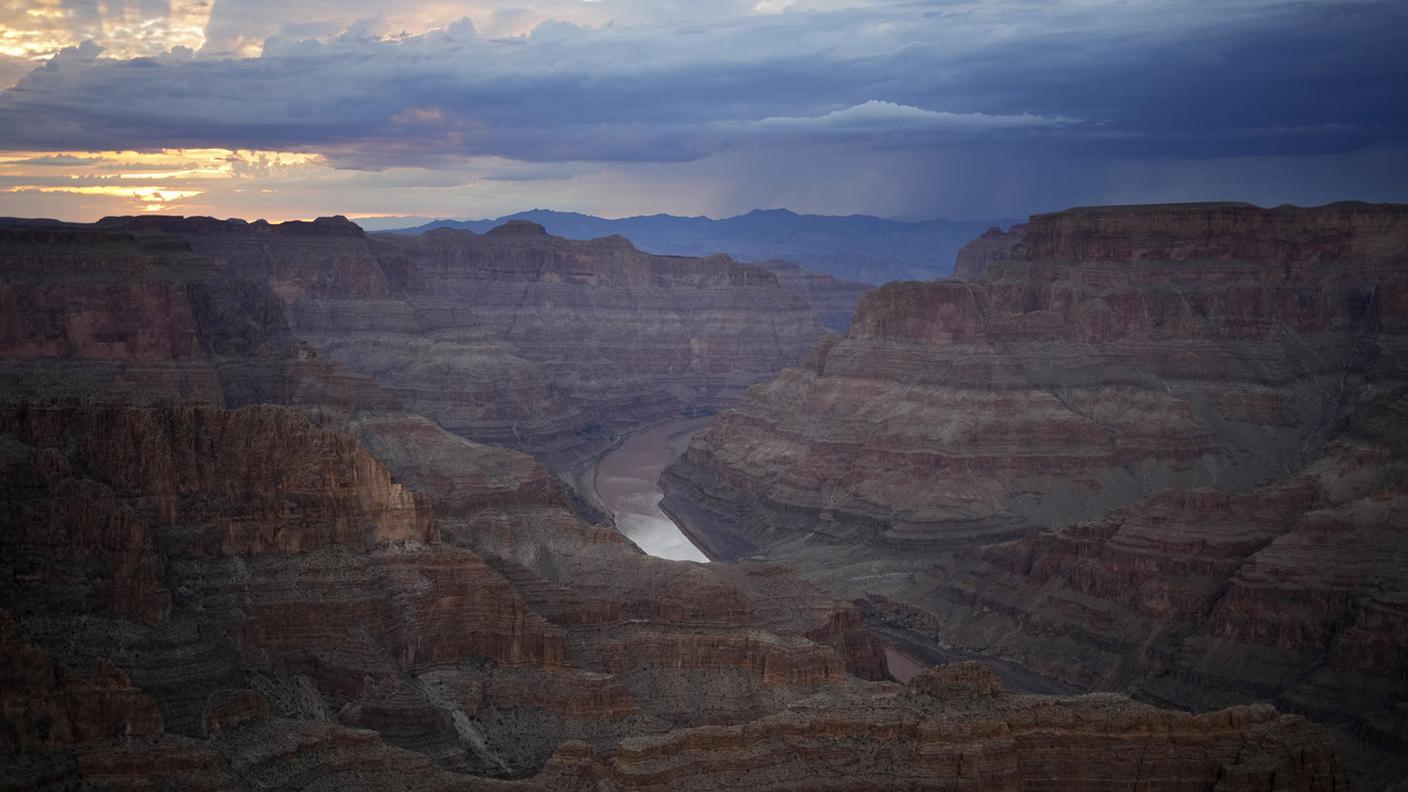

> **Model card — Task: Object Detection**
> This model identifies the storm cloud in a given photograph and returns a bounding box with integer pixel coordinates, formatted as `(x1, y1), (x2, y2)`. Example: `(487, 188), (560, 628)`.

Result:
(0, 0), (1404, 220)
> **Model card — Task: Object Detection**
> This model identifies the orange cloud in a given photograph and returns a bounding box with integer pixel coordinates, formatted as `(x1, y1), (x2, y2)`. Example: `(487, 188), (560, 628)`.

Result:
(0, 147), (323, 213)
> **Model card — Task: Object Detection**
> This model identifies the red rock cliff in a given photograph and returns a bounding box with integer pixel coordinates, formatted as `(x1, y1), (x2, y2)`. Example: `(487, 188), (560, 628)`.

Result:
(663, 201), (1408, 789)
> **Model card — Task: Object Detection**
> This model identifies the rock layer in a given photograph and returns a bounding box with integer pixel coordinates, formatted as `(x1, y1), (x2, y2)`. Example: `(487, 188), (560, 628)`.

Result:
(0, 211), (1352, 790)
(664, 201), (1408, 788)
(88, 215), (846, 474)
(758, 260), (873, 333)
(952, 222), (1027, 280)
(0, 398), (888, 786)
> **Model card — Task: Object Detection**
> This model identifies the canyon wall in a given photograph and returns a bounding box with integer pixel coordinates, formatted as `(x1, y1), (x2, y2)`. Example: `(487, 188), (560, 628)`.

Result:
(0, 386), (899, 787)
(0, 214), (1349, 790)
(759, 260), (873, 333)
(0, 218), (876, 787)
(664, 200), (1408, 789)
(89, 215), (847, 475)
(373, 222), (826, 459)
(951, 222), (1027, 280)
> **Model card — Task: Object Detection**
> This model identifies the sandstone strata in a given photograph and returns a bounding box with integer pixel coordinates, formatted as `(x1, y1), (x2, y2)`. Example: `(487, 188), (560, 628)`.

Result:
(759, 260), (873, 333)
(952, 222), (1027, 280)
(664, 201), (1408, 788)
(0, 220), (886, 783)
(0, 398), (887, 787)
(89, 215), (845, 475)
(0, 212), (1350, 790)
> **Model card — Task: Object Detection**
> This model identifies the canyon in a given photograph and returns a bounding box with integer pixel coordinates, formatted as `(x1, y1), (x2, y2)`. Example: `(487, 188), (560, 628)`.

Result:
(76, 214), (869, 502)
(663, 200), (1408, 790)
(0, 203), (1394, 789)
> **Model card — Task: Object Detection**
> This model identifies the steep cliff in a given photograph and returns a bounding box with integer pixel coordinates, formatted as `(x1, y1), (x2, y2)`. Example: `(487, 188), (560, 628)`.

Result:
(370, 222), (826, 460)
(759, 260), (873, 333)
(0, 399), (889, 787)
(89, 215), (845, 475)
(663, 201), (1408, 788)
(952, 222), (1027, 280)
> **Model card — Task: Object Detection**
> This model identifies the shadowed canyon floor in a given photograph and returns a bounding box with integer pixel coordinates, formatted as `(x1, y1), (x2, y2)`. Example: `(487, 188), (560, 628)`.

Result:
(0, 206), (1386, 790)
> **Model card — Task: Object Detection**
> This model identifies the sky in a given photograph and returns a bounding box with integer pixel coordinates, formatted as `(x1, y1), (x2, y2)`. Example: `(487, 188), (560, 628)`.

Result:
(0, 0), (1404, 222)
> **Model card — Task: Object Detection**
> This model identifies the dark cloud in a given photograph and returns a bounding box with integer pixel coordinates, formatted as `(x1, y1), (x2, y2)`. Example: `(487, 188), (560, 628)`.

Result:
(2, 2), (1402, 162)
(0, 0), (1404, 219)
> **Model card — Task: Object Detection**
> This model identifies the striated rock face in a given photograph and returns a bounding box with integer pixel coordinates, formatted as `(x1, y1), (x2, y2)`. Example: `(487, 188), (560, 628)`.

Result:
(670, 201), (1408, 545)
(908, 660), (1005, 700)
(0, 210), (1359, 790)
(898, 392), (1408, 786)
(663, 201), (1408, 787)
(583, 667), (1345, 792)
(953, 201), (1408, 279)
(0, 219), (893, 785)
(0, 398), (889, 785)
(2, 402), (435, 556)
(759, 260), (873, 333)
(371, 224), (826, 459)
(88, 215), (847, 478)
(1016, 201), (1408, 265)
(952, 223), (1027, 280)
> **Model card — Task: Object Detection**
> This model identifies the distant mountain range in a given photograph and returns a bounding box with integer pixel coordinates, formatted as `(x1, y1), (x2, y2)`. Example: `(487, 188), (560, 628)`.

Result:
(368, 209), (1019, 283)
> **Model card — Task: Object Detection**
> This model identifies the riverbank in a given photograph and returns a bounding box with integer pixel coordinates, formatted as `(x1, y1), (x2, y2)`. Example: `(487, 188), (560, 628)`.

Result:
(599, 418), (1082, 692)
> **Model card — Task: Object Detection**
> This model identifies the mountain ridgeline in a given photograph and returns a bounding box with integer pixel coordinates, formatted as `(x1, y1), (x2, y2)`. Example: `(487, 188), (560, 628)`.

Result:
(377, 208), (1015, 283)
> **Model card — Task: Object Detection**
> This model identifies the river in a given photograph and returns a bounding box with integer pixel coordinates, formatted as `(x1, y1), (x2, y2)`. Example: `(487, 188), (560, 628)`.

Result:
(594, 416), (713, 562)
(593, 416), (1012, 687)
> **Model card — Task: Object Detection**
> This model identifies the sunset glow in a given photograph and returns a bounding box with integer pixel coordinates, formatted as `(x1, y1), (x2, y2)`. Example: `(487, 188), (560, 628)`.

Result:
(0, 147), (325, 215)
(0, 1), (1403, 222)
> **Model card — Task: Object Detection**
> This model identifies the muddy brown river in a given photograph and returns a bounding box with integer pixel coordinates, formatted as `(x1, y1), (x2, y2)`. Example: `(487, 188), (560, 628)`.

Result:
(594, 416), (713, 562)
(596, 416), (951, 683)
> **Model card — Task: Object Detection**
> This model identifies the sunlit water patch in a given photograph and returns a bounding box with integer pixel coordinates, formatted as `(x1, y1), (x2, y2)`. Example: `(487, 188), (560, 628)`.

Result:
(594, 417), (712, 562)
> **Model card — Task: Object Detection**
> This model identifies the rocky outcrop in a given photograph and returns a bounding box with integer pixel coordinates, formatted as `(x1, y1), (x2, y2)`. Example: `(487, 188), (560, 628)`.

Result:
(0, 610), (164, 750)
(0, 221), (881, 781)
(954, 201), (1408, 279)
(663, 201), (1408, 788)
(669, 201), (1408, 546)
(952, 222), (1027, 280)
(1, 402), (435, 557)
(97, 214), (402, 305)
(897, 392), (1408, 786)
